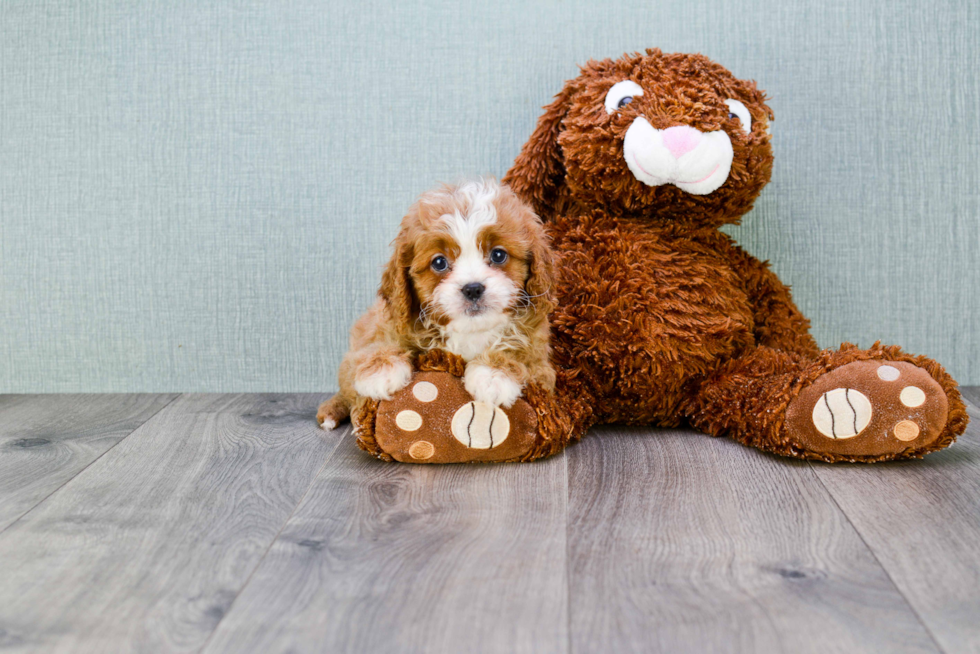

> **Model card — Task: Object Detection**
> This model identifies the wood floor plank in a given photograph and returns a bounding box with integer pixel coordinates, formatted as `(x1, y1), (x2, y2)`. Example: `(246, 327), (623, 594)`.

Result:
(567, 426), (940, 654)
(201, 436), (569, 654)
(0, 394), (178, 532)
(959, 385), (980, 408)
(0, 393), (337, 654)
(811, 389), (980, 653)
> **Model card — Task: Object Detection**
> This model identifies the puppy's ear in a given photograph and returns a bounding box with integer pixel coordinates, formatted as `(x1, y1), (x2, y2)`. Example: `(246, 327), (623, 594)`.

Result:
(503, 83), (576, 219)
(379, 225), (417, 330)
(523, 213), (557, 321)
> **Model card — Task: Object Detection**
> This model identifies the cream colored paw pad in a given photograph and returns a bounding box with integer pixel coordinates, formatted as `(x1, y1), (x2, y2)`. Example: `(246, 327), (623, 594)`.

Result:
(408, 440), (435, 459)
(395, 409), (423, 432)
(893, 420), (920, 441)
(877, 365), (900, 381)
(900, 386), (926, 408)
(812, 388), (873, 439)
(451, 401), (510, 449)
(412, 381), (439, 402)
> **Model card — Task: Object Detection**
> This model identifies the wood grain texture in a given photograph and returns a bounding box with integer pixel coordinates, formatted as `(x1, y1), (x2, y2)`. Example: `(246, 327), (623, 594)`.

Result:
(0, 394), (337, 654)
(959, 386), (980, 408)
(566, 425), (940, 654)
(0, 394), (178, 532)
(202, 436), (569, 654)
(810, 389), (980, 653)
(3, 394), (977, 652)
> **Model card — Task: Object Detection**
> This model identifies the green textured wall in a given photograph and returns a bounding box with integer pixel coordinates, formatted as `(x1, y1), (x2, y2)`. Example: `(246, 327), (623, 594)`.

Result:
(1, 0), (977, 391)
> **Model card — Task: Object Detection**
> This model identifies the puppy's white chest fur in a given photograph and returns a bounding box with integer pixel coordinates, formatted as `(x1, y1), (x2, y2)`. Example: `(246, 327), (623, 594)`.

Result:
(440, 313), (512, 361)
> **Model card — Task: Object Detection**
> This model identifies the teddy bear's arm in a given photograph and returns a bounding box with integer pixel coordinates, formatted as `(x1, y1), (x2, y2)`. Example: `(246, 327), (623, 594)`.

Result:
(724, 241), (819, 357)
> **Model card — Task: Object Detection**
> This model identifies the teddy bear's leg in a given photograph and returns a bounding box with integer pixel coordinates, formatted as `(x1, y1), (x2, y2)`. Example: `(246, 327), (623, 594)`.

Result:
(687, 343), (968, 462)
(351, 350), (594, 464)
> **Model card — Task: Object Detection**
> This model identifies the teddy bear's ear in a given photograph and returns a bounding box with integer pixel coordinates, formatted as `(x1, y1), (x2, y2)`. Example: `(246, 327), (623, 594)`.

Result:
(503, 83), (576, 219)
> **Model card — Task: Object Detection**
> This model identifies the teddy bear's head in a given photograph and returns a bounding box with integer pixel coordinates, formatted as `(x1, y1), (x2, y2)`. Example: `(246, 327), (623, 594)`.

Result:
(504, 49), (774, 228)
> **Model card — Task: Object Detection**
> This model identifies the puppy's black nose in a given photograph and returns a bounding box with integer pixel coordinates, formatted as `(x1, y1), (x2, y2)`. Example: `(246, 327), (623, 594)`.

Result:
(461, 282), (485, 301)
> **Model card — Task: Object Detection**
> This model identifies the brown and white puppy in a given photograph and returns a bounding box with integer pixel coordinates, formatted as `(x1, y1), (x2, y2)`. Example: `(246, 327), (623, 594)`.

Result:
(317, 178), (556, 430)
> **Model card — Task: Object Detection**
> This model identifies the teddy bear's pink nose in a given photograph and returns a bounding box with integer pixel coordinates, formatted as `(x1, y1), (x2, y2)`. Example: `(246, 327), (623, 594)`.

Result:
(662, 126), (702, 159)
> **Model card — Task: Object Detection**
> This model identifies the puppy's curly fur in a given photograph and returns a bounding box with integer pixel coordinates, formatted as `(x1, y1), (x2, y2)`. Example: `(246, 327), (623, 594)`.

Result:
(318, 178), (555, 430)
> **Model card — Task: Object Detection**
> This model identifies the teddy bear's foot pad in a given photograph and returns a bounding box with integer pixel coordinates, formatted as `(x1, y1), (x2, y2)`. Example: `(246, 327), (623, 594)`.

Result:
(374, 371), (538, 463)
(785, 360), (948, 458)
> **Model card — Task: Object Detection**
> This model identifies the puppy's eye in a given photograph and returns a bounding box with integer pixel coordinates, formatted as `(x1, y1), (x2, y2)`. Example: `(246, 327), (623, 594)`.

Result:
(724, 99), (752, 134)
(604, 80), (644, 115)
(431, 255), (449, 272)
(489, 248), (508, 265)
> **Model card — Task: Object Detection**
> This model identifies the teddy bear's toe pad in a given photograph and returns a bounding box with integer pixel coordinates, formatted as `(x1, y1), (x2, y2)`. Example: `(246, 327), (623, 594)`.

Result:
(786, 360), (948, 458)
(374, 371), (537, 463)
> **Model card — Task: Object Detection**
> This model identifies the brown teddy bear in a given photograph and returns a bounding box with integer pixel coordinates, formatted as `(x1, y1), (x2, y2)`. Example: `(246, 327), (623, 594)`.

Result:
(347, 48), (968, 464)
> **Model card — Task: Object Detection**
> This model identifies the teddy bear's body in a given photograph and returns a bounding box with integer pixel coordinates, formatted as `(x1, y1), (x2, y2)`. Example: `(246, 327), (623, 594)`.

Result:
(345, 49), (967, 464)
(546, 213), (803, 427)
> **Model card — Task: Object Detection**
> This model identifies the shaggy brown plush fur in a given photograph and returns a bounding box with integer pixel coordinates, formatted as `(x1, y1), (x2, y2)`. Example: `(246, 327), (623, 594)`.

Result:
(349, 48), (967, 463)
(352, 349), (575, 463)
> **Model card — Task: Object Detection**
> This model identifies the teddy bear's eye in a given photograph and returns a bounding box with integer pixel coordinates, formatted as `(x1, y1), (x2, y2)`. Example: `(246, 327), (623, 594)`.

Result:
(724, 99), (752, 134)
(605, 80), (644, 114)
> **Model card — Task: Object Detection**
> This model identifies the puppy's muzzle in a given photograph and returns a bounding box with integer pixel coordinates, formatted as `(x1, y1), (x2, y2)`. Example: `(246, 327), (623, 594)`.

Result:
(461, 282), (485, 301)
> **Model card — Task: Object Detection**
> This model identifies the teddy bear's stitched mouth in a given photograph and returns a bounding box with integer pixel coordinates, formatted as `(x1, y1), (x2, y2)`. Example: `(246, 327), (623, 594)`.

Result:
(681, 163), (722, 186)
(630, 153), (660, 181)
(631, 152), (722, 190)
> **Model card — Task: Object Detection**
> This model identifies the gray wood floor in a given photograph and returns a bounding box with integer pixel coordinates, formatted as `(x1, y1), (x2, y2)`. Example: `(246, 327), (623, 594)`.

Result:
(0, 391), (978, 654)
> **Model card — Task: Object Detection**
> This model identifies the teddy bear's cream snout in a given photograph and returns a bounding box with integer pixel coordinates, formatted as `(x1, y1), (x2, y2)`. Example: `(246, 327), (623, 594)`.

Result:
(624, 117), (734, 196)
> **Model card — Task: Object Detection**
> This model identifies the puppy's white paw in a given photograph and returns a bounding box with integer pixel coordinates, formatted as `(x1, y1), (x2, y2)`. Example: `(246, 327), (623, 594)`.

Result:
(464, 364), (522, 408)
(354, 360), (413, 401)
(319, 417), (337, 431)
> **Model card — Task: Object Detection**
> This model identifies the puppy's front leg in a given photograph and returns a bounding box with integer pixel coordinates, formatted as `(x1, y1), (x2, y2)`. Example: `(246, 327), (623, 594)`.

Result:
(464, 361), (524, 408)
(354, 348), (413, 401)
